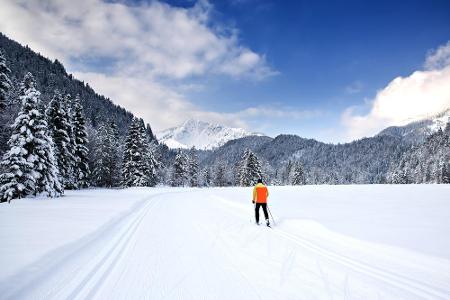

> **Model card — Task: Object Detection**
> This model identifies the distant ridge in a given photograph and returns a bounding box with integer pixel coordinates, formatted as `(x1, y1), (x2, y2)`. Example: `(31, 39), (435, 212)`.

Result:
(156, 119), (264, 150)
(377, 108), (450, 144)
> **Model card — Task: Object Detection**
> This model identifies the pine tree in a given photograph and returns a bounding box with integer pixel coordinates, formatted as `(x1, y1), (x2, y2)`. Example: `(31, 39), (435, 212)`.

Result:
(62, 94), (77, 189)
(93, 121), (122, 187)
(0, 49), (12, 111)
(238, 149), (251, 186)
(187, 147), (199, 187)
(32, 86), (62, 197)
(139, 121), (160, 187)
(106, 121), (122, 186)
(0, 73), (61, 201)
(442, 164), (450, 184)
(121, 118), (160, 187)
(291, 161), (306, 185)
(122, 118), (146, 187)
(171, 150), (188, 187)
(72, 95), (90, 188)
(283, 160), (294, 185)
(238, 149), (263, 186)
(214, 164), (227, 187)
(145, 141), (161, 187)
(247, 151), (263, 185)
(203, 168), (212, 187)
(35, 125), (63, 197)
(46, 91), (73, 189)
(93, 123), (109, 186)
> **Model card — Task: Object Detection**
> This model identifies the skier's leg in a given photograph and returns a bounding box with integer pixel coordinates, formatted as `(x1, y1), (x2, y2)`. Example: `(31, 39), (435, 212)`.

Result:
(262, 204), (269, 225)
(255, 203), (260, 224)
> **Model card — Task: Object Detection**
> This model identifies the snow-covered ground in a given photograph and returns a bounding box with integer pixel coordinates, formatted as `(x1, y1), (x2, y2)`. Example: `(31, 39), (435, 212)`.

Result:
(1, 185), (449, 299)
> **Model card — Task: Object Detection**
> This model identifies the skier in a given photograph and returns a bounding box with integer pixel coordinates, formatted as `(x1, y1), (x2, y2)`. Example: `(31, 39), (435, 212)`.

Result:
(252, 178), (270, 226)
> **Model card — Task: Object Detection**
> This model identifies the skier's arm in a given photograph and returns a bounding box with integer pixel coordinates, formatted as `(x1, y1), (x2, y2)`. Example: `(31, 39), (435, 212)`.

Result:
(252, 186), (257, 202)
(266, 187), (269, 198)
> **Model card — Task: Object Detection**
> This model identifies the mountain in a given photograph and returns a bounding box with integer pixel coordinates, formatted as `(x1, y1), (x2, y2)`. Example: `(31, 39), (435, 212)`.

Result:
(377, 109), (450, 144)
(156, 119), (264, 150)
(200, 133), (409, 185)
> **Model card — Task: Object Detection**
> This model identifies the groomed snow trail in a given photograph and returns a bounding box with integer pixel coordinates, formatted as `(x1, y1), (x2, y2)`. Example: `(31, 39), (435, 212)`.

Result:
(1, 186), (450, 299)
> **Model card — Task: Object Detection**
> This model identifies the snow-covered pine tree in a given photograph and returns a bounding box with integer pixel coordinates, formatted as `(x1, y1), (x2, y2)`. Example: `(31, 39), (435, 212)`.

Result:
(93, 121), (122, 187)
(35, 124), (63, 197)
(107, 121), (122, 186)
(214, 164), (227, 187)
(187, 147), (199, 187)
(138, 120), (160, 187)
(238, 149), (263, 186)
(122, 118), (146, 187)
(62, 94), (77, 189)
(442, 163), (450, 184)
(145, 141), (161, 187)
(247, 151), (263, 185)
(202, 168), (212, 187)
(171, 150), (188, 187)
(31, 79), (63, 197)
(0, 49), (12, 111)
(0, 73), (61, 201)
(93, 123), (109, 186)
(72, 95), (90, 188)
(291, 161), (306, 185)
(283, 160), (294, 185)
(46, 91), (74, 189)
(238, 149), (250, 186)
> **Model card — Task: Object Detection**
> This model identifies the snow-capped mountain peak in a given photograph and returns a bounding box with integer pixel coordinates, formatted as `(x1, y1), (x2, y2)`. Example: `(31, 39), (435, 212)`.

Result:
(156, 119), (263, 150)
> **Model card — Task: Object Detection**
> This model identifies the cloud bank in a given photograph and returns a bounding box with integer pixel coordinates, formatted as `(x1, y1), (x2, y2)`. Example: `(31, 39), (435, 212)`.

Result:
(342, 41), (450, 140)
(0, 0), (286, 132)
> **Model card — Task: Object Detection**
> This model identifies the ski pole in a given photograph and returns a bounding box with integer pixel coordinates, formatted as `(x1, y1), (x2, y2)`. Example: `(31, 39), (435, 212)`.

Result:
(267, 205), (276, 226)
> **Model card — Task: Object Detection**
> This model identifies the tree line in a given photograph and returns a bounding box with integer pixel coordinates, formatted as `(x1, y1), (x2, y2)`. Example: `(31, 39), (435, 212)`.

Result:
(2, 49), (296, 203)
(1, 43), (449, 203)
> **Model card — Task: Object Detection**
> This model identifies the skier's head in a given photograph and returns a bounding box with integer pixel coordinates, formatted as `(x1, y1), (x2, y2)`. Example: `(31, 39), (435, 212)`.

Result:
(257, 178), (263, 184)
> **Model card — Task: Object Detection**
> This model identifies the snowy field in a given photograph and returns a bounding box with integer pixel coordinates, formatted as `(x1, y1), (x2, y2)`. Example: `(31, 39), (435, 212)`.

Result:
(1, 185), (450, 299)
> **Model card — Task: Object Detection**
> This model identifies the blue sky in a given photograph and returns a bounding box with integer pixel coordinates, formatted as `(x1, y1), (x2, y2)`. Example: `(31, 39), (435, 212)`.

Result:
(1, 0), (450, 142)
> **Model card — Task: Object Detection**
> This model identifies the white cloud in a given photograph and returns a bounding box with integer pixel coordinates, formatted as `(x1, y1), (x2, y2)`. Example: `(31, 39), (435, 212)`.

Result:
(0, 0), (279, 132)
(425, 41), (450, 70)
(0, 0), (273, 80)
(342, 41), (450, 141)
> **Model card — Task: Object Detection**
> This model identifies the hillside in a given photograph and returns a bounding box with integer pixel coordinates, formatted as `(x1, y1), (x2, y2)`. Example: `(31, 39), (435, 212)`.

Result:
(0, 33), (138, 139)
(201, 134), (409, 184)
(377, 109), (450, 144)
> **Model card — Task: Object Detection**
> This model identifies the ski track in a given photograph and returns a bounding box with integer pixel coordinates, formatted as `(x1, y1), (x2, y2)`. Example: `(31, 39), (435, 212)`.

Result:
(211, 193), (450, 300)
(1, 188), (449, 299)
(271, 228), (449, 299)
(66, 196), (159, 299)
(0, 191), (173, 300)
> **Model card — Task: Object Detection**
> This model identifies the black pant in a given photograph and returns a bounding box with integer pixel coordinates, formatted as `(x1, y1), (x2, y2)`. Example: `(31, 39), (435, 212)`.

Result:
(255, 203), (269, 223)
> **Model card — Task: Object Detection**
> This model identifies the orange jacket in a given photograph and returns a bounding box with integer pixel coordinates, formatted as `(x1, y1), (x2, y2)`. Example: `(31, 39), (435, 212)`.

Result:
(253, 183), (269, 203)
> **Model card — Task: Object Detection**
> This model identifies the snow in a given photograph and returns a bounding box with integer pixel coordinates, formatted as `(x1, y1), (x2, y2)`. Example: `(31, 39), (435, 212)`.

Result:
(157, 119), (263, 150)
(1, 185), (450, 299)
(428, 112), (450, 132)
(162, 138), (190, 149)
